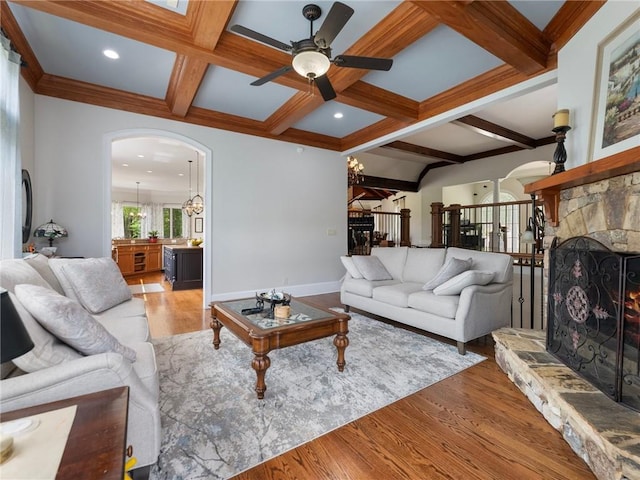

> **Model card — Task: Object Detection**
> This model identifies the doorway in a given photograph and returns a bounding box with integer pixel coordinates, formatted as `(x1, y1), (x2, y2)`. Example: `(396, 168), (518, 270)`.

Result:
(105, 129), (212, 308)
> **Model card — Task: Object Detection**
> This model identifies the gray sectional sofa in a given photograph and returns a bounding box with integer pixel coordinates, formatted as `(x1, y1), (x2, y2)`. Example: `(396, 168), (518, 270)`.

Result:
(340, 247), (513, 354)
(0, 254), (160, 469)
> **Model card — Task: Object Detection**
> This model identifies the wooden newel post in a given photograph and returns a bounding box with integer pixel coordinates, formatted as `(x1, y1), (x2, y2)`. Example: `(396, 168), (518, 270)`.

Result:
(450, 204), (461, 247)
(400, 208), (411, 247)
(430, 202), (444, 248)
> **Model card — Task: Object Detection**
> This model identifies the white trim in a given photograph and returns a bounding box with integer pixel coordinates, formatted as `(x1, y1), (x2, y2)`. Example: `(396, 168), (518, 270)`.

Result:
(209, 281), (342, 303)
(102, 128), (213, 308)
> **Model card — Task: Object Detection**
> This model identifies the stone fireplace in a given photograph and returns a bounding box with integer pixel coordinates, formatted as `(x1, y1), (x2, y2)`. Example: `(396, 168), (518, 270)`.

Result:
(493, 151), (640, 479)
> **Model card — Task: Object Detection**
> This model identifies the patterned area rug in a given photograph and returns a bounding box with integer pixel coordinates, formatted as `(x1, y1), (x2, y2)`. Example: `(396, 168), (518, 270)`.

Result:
(129, 283), (164, 294)
(149, 311), (484, 479)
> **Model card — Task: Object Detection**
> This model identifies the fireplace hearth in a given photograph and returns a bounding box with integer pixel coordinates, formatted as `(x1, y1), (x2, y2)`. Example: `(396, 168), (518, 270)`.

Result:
(547, 236), (640, 411)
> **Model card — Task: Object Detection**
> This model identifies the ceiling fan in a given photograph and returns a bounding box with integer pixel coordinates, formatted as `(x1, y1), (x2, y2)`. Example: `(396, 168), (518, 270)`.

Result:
(230, 2), (393, 101)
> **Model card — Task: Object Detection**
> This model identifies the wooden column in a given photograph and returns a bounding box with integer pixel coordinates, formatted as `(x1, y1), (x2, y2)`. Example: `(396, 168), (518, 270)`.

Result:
(450, 204), (462, 247)
(400, 208), (411, 247)
(430, 202), (444, 248)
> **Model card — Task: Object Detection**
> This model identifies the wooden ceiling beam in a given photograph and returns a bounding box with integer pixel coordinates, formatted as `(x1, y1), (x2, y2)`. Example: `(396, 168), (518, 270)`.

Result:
(453, 115), (537, 149)
(411, 0), (550, 75)
(543, 1), (606, 55)
(381, 141), (464, 163)
(265, 92), (325, 136)
(1, 0), (44, 90)
(359, 175), (419, 193)
(337, 82), (418, 122)
(165, 0), (237, 117)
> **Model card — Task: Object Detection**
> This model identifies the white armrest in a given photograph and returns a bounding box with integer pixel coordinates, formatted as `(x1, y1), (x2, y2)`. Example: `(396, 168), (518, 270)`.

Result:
(455, 282), (513, 341)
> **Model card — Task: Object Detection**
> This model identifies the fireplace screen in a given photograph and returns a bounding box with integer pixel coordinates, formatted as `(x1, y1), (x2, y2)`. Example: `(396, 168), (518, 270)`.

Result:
(547, 236), (640, 412)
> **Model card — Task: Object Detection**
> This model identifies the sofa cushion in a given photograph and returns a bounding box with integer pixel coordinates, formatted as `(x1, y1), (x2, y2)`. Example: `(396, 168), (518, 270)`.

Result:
(402, 248), (446, 284)
(408, 291), (460, 319)
(340, 256), (363, 279)
(97, 314), (150, 343)
(422, 256), (472, 291)
(0, 259), (52, 293)
(14, 284), (137, 362)
(433, 270), (495, 296)
(342, 277), (399, 298)
(23, 254), (65, 295)
(49, 258), (132, 314)
(91, 297), (147, 321)
(8, 292), (82, 373)
(371, 246), (408, 280)
(445, 247), (513, 284)
(372, 283), (424, 308)
(352, 256), (393, 281)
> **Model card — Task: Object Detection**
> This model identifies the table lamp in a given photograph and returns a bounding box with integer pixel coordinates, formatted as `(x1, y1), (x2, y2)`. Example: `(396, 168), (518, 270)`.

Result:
(1, 290), (37, 447)
(33, 219), (68, 247)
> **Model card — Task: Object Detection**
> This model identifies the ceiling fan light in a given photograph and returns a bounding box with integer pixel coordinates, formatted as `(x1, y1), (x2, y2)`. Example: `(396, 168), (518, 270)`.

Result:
(292, 51), (330, 79)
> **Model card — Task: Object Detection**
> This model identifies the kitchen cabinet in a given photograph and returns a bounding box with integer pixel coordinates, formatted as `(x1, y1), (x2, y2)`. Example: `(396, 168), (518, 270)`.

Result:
(114, 244), (163, 276)
(163, 245), (203, 290)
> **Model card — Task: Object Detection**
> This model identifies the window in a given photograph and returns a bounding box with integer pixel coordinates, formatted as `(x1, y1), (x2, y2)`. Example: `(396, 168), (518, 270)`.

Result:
(163, 207), (183, 238)
(482, 191), (519, 252)
(123, 206), (143, 238)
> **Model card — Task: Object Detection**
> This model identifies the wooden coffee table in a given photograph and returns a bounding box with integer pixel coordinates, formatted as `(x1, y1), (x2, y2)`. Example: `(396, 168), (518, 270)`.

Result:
(210, 297), (350, 399)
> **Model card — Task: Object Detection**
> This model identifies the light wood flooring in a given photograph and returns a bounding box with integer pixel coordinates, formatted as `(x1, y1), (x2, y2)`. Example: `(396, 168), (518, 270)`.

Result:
(128, 272), (595, 479)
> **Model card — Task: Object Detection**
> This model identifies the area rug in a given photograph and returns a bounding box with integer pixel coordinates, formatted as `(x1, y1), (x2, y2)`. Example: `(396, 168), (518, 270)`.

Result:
(149, 312), (485, 480)
(129, 283), (164, 294)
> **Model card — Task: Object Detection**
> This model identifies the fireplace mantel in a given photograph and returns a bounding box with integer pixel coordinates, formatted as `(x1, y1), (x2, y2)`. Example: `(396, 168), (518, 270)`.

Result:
(524, 146), (640, 226)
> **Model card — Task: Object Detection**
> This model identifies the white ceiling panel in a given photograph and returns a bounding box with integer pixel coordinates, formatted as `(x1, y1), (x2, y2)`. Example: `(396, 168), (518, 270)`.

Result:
(8, 3), (175, 99)
(363, 26), (503, 101)
(193, 66), (297, 120)
(403, 123), (506, 156)
(509, 1), (564, 30)
(145, 0), (189, 16)
(293, 102), (384, 137)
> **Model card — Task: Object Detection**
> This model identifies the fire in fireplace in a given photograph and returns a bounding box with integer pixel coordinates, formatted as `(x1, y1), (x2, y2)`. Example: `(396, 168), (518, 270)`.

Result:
(547, 236), (640, 412)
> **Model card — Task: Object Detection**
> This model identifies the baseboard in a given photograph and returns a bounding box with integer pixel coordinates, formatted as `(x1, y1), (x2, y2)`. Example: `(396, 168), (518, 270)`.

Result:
(209, 280), (341, 302)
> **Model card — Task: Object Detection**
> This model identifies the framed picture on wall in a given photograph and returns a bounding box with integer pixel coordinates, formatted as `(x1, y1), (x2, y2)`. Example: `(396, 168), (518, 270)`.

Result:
(194, 217), (203, 233)
(590, 11), (640, 161)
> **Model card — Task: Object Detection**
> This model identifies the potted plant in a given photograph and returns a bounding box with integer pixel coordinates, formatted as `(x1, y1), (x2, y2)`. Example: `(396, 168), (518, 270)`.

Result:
(148, 230), (159, 243)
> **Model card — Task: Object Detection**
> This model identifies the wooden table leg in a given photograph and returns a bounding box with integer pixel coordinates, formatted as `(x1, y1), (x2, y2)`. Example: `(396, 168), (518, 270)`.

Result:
(210, 317), (222, 350)
(334, 332), (349, 372)
(251, 353), (271, 399)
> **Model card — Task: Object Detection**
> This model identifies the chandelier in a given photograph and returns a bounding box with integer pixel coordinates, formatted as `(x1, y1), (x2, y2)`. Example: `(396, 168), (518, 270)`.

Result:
(182, 160), (194, 217)
(347, 155), (364, 186)
(130, 181), (146, 219)
(191, 152), (204, 215)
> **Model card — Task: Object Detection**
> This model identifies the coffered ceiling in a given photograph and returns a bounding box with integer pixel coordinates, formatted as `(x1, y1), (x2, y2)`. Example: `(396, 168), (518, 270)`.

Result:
(2, 0), (603, 187)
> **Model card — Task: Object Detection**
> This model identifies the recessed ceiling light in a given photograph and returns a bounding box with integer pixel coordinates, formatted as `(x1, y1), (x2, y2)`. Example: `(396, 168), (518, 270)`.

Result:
(178, 173), (184, 177)
(146, 170), (153, 173)
(103, 49), (119, 60)
(122, 163), (129, 167)
(334, 112), (343, 119)
(137, 154), (144, 158)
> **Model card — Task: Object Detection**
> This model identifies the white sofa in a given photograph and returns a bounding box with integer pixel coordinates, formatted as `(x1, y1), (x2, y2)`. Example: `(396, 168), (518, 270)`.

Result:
(0, 254), (160, 470)
(340, 247), (513, 354)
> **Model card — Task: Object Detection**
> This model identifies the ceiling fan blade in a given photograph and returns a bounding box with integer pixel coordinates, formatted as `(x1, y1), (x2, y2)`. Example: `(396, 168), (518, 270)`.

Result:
(314, 75), (337, 101)
(333, 55), (393, 71)
(313, 2), (354, 49)
(250, 65), (294, 86)
(230, 25), (292, 52)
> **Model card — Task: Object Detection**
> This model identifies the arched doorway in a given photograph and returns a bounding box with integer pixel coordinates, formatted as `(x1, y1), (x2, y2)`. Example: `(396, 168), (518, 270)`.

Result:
(103, 129), (212, 308)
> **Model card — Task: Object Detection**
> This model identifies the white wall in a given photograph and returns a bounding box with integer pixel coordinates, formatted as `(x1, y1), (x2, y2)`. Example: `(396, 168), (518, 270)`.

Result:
(32, 96), (347, 302)
(559, 2), (639, 168)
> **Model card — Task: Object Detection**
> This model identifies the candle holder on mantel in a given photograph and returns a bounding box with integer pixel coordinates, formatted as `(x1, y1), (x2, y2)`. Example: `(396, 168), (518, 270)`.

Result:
(551, 109), (571, 174)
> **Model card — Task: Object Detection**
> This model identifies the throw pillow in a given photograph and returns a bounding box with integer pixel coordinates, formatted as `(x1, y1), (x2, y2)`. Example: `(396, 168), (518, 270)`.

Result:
(422, 256), (472, 291)
(50, 258), (132, 314)
(14, 284), (136, 362)
(8, 291), (82, 372)
(351, 255), (393, 281)
(24, 253), (65, 295)
(433, 270), (495, 296)
(340, 256), (363, 279)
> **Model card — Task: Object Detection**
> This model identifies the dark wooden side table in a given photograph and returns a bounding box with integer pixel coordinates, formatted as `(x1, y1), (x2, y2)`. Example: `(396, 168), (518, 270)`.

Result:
(0, 386), (129, 479)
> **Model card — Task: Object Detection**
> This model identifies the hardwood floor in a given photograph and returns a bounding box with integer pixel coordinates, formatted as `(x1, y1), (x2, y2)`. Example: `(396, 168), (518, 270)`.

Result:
(128, 272), (595, 479)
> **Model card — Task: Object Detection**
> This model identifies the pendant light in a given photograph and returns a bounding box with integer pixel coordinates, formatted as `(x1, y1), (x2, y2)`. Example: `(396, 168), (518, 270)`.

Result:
(191, 152), (204, 215)
(182, 161), (194, 217)
(130, 181), (147, 219)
